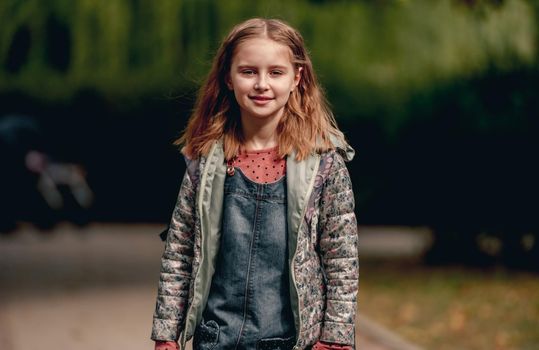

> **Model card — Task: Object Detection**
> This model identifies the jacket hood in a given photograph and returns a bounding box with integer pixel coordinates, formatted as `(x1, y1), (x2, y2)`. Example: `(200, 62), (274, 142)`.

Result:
(192, 135), (355, 163)
(329, 134), (355, 162)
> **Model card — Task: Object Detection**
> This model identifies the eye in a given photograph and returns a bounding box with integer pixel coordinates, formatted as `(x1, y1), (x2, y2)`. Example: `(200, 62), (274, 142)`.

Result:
(270, 70), (284, 76)
(241, 69), (256, 76)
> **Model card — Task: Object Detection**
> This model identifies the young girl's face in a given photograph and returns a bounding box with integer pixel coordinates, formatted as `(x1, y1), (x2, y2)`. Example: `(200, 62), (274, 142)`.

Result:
(228, 37), (301, 124)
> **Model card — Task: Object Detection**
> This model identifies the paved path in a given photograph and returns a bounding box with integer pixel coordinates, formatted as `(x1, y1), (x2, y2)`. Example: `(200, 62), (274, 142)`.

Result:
(0, 223), (423, 350)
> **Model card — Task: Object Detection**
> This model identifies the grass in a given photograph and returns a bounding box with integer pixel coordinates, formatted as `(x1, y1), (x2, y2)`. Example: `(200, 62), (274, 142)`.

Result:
(359, 259), (539, 350)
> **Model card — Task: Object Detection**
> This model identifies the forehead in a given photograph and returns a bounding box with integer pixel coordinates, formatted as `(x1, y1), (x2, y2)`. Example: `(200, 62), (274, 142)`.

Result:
(232, 37), (293, 67)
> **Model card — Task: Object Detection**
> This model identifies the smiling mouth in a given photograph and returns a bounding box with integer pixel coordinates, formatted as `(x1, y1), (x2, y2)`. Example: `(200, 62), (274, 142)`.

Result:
(249, 96), (274, 101)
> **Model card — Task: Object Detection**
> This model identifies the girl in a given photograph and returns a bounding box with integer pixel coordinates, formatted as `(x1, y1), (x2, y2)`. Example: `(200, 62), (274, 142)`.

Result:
(151, 18), (358, 350)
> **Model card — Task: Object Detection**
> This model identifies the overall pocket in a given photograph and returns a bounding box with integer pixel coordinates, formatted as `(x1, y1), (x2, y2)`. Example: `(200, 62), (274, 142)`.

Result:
(256, 335), (296, 350)
(193, 319), (220, 350)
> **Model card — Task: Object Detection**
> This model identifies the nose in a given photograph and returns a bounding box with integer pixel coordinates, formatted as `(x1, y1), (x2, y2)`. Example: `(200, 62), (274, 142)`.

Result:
(255, 75), (269, 91)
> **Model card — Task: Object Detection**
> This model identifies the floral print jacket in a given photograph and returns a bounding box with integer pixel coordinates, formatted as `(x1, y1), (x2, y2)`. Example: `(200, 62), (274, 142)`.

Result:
(151, 140), (358, 349)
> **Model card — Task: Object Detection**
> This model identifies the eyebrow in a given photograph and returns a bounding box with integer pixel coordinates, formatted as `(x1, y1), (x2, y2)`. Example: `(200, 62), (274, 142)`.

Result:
(236, 64), (289, 70)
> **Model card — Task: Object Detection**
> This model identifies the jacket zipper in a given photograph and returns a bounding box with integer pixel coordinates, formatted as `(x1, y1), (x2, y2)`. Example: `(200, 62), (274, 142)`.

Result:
(180, 143), (218, 350)
(290, 154), (320, 349)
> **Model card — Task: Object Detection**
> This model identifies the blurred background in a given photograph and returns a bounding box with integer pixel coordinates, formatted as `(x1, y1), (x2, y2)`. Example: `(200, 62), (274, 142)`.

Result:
(1, 0), (538, 349)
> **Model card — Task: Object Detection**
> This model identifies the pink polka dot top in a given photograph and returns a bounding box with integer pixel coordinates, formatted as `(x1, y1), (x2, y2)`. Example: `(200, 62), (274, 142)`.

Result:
(228, 146), (286, 184)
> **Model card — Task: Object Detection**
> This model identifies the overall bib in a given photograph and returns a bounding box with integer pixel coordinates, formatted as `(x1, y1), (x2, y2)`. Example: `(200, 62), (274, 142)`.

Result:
(193, 167), (296, 350)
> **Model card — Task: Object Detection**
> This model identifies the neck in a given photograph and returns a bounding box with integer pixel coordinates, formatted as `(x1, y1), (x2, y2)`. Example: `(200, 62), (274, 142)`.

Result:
(240, 113), (282, 151)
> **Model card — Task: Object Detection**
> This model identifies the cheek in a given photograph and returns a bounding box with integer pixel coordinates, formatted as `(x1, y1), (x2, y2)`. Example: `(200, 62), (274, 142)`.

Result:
(232, 82), (251, 105)
(232, 89), (244, 106)
(231, 78), (251, 93)
(277, 80), (296, 98)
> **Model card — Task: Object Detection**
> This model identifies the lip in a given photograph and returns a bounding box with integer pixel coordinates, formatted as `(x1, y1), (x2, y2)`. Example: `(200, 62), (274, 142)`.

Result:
(249, 95), (274, 101)
(249, 95), (274, 106)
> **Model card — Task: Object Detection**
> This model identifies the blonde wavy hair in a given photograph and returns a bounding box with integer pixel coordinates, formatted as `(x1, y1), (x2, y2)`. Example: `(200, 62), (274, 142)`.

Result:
(177, 17), (347, 161)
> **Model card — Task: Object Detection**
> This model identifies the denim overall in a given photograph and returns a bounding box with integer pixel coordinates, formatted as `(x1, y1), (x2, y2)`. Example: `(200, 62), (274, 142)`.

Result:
(193, 167), (296, 350)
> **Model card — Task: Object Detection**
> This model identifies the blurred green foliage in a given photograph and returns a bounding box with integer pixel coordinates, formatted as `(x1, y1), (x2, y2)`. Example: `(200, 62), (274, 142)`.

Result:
(0, 0), (536, 123)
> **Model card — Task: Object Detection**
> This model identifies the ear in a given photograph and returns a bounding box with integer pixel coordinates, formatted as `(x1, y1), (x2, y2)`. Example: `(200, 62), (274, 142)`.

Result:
(292, 67), (303, 91)
(226, 75), (233, 90)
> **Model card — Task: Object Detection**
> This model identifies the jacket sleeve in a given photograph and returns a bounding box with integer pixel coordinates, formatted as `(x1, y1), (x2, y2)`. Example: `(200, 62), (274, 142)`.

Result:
(151, 162), (198, 341)
(318, 152), (359, 346)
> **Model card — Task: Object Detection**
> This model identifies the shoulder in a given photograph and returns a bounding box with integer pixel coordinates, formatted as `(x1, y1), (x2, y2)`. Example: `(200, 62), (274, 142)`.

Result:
(310, 150), (344, 191)
(316, 149), (354, 197)
(319, 149), (348, 174)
